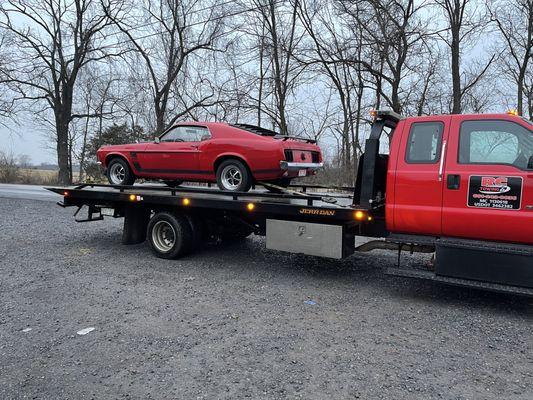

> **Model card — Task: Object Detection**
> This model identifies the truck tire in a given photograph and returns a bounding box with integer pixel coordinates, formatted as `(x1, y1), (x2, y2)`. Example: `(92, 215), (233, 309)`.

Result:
(216, 159), (252, 192)
(107, 158), (136, 186)
(147, 212), (192, 259)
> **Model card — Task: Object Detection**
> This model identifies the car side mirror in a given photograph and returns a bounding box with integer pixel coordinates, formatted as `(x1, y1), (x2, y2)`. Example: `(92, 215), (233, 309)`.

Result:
(154, 137), (160, 144)
(528, 155), (533, 170)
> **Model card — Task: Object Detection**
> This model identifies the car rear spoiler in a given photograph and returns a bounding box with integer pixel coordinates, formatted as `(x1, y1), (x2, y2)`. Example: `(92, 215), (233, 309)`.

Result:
(274, 135), (316, 144)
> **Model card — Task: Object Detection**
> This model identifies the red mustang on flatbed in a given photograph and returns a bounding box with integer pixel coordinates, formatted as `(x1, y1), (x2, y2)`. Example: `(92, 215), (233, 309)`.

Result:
(97, 122), (323, 191)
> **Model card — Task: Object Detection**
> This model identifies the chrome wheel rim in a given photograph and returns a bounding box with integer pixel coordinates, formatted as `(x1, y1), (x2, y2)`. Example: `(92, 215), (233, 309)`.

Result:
(221, 165), (242, 190)
(109, 163), (126, 184)
(152, 221), (176, 253)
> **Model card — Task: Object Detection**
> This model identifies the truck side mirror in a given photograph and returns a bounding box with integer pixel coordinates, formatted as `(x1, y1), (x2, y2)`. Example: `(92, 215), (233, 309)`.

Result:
(154, 137), (160, 144)
(528, 155), (533, 170)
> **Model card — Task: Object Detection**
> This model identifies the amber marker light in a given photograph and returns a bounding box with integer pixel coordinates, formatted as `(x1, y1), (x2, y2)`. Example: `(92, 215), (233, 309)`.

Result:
(507, 109), (519, 116)
(129, 194), (136, 201)
(367, 215), (373, 221)
(63, 191), (69, 196)
(246, 202), (255, 211)
(354, 210), (365, 221)
(182, 198), (190, 206)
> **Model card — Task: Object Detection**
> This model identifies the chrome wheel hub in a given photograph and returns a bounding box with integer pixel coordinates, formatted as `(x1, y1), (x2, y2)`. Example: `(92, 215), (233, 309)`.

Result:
(221, 165), (242, 190)
(152, 221), (176, 252)
(109, 163), (126, 184)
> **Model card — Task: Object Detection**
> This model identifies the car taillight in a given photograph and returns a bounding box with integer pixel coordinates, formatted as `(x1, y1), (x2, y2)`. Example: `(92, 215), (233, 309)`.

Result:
(284, 149), (294, 162)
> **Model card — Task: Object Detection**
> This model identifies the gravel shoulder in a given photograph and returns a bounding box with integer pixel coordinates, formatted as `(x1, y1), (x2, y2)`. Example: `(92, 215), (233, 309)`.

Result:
(0, 198), (532, 399)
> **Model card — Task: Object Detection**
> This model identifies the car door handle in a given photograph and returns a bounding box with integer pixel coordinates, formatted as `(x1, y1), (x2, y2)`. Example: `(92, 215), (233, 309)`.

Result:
(446, 174), (460, 190)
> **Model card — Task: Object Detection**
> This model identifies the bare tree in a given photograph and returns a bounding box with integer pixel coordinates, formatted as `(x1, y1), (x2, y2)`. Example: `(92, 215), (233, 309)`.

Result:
(489, 0), (533, 117)
(338, 0), (431, 115)
(0, 0), (116, 184)
(298, 0), (365, 168)
(104, 0), (224, 134)
(434, 0), (495, 114)
(0, 30), (17, 126)
(250, 0), (307, 135)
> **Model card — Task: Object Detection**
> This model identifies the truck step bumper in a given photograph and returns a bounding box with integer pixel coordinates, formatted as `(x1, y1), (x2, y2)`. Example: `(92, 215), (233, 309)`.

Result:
(386, 267), (533, 297)
(435, 238), (533, 289)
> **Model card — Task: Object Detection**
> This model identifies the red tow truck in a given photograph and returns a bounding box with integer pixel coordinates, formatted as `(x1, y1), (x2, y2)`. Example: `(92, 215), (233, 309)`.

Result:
(49, 111), (533, 296)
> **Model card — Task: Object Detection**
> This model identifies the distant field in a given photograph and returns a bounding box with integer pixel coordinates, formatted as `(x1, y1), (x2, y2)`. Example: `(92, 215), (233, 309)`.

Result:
(19, 168), (80, 185)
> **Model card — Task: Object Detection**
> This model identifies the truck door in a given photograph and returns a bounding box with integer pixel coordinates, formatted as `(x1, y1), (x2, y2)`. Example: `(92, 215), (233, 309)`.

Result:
(393, 117), (450, 235)
(442, 116), (533, 244)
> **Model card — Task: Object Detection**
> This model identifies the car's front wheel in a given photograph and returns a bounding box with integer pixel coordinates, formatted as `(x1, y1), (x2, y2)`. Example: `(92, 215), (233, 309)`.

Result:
(107, 158), (135, 186)
(216, 159), (252, 192)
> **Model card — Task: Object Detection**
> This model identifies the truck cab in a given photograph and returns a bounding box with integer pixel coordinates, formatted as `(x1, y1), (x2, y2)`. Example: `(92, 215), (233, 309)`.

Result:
(386, 112), (532, 245)
(354, 111), (533, 290)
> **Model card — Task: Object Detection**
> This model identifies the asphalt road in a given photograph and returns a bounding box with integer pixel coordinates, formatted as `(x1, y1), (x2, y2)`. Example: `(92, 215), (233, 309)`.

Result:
(0, 194), (532, 399)
(0, 183), (59, 202)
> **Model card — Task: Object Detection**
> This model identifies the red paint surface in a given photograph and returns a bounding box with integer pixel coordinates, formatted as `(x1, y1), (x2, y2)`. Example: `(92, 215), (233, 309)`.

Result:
(387, 113), (532, 245)
(97, 122), (322, 182)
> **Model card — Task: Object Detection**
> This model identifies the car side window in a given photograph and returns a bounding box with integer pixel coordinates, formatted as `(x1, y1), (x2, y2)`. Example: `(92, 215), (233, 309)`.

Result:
(405, 122), (443, 163)
(161, 126), (210, 142)
(459, 120), (533, 169)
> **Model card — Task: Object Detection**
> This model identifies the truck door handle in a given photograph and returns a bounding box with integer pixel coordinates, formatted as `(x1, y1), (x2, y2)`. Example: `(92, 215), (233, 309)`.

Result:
(438, 141), (447, 181)
(446, 174), (461, 190)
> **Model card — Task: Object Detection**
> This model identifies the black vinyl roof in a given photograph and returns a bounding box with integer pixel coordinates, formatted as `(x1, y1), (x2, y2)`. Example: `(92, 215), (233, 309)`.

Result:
(232, 123), (278, 136)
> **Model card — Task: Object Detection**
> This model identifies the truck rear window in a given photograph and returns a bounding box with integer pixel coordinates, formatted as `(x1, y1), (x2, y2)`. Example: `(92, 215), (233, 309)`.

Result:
(405, 122), (443, 163)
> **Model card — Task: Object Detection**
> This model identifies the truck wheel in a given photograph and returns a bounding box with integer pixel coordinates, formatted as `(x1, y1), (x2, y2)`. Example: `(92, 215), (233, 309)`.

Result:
(107, 158), (135, 186)
(216, 159), (252, 192)
(147, 212), (192, 259)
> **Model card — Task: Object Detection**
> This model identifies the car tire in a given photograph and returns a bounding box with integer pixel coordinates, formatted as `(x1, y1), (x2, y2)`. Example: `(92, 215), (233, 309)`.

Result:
(147, 212), (193, 259)
(107, 158), (135, 186)
(216, 159), (252, 192)
(163, 180), (183, 188)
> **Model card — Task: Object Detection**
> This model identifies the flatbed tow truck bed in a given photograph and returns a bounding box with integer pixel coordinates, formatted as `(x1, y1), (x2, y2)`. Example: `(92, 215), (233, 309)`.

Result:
(48, 182), (376, 258)
(46, 182), (533, 298)
(48, 182), (363, 223)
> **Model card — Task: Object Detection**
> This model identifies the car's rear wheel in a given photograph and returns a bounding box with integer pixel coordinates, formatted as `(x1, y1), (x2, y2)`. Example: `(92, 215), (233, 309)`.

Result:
(216, 159), (252, 192)
(107, 158), (135, 186)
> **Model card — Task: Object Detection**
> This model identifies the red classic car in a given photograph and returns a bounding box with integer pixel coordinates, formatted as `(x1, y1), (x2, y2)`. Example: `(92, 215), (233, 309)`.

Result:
(96, 122), (323, 191)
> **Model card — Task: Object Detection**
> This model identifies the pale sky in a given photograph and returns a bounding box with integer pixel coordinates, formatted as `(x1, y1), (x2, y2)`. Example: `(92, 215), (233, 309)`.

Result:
(0, 121), (56, 164)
